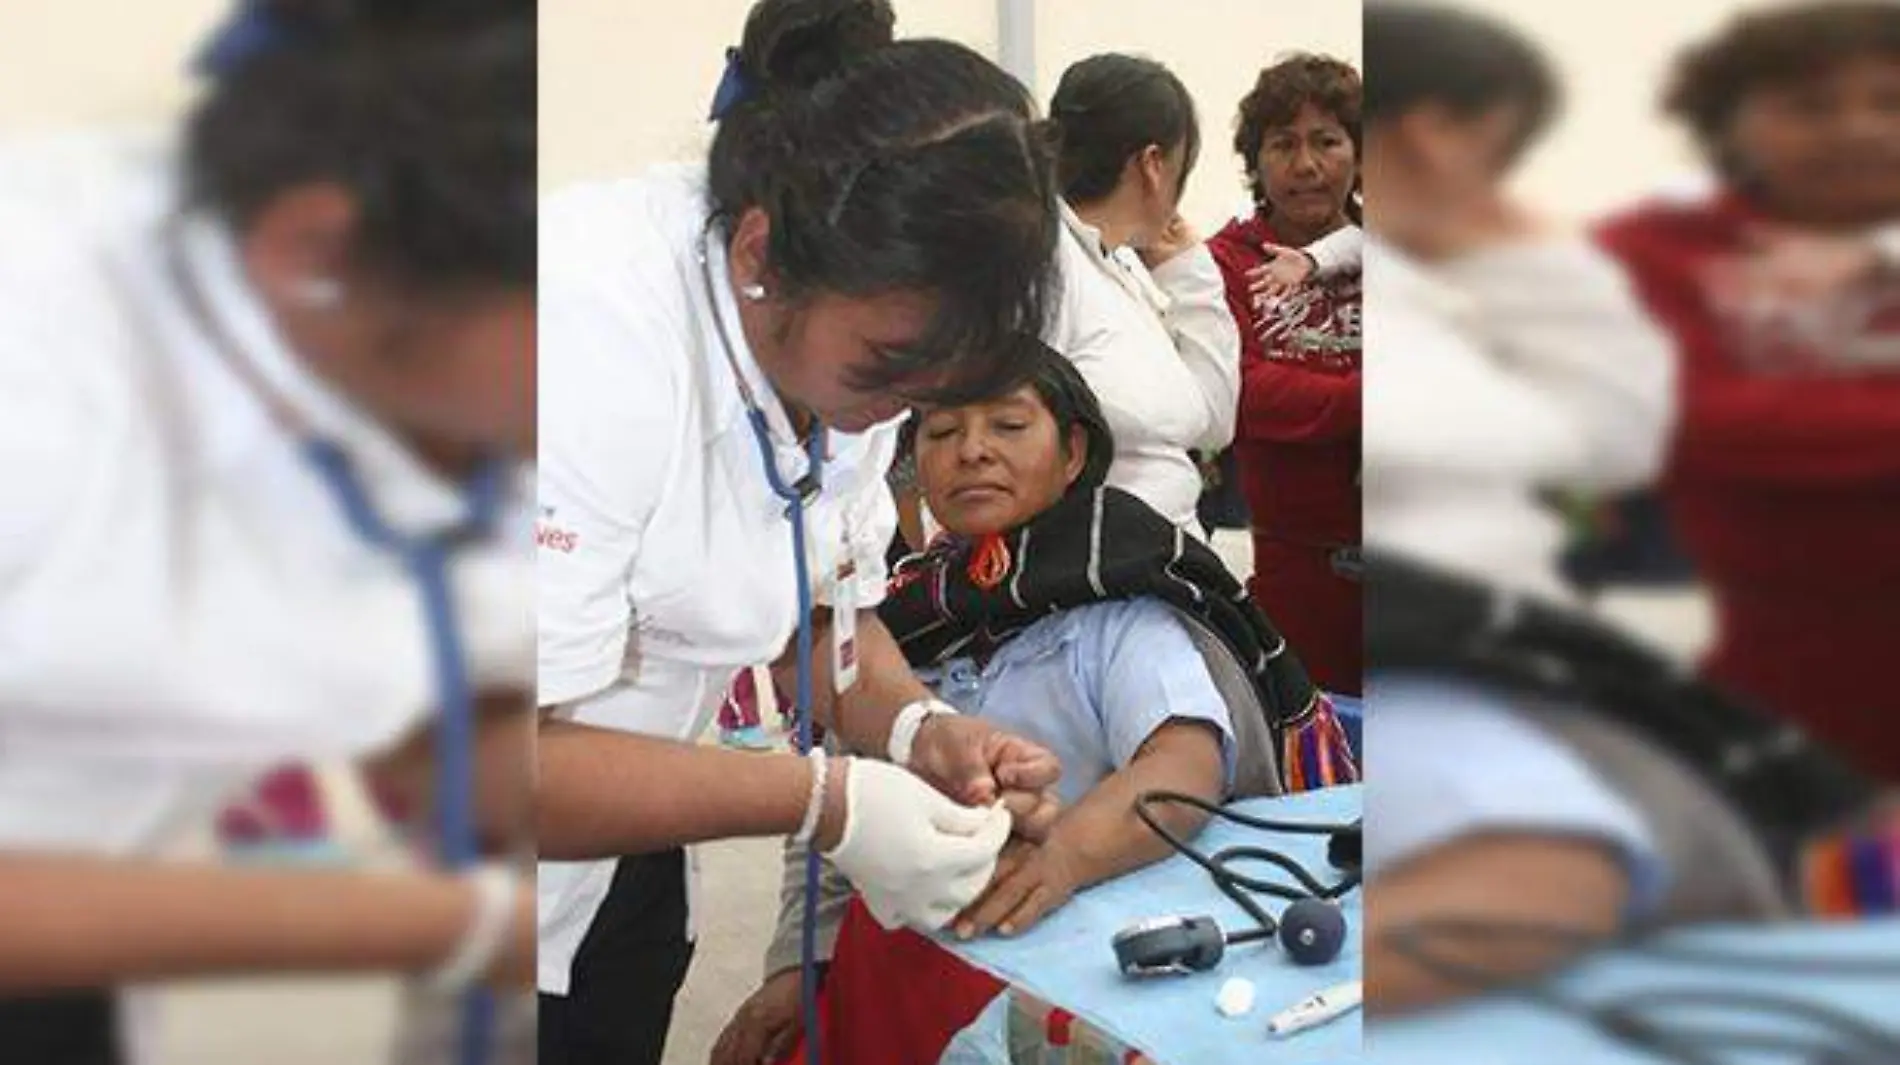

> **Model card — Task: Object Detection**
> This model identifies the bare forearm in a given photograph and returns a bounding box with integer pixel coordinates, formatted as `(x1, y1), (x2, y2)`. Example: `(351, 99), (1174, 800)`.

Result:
(535, 722), (836, 859)
(774, 612), (930, 760)
(1049, 724), (1224, 890)
(364, 690), (534, 850)
(1365, 834), (1632, 1014)
(0, 857), (475, 993)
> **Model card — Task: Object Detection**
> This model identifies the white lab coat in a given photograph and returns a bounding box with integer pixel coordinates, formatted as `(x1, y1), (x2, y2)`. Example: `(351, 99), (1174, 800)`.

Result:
(533, 165), (900, 994)
(1044, 204), (1241, 529)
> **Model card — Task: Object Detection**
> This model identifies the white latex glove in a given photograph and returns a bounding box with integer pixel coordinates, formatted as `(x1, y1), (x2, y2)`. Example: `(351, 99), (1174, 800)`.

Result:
(822, 758), (1011, 931)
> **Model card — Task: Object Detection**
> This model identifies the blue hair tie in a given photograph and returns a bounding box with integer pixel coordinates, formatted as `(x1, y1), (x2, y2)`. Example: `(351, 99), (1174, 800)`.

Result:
(709, 46), (754, 121)
(193, 0), (295, 79)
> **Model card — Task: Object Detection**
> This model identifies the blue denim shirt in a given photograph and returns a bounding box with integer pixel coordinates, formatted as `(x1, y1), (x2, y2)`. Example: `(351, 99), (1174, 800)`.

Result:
(1365, 673), (1670, 921)
(918, 598), (1238, 807)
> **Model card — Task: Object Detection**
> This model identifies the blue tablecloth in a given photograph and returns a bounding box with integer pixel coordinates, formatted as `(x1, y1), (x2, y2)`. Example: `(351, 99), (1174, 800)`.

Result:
(1368, 917), (1900, 1064)
(941, 785), (1364, 1065)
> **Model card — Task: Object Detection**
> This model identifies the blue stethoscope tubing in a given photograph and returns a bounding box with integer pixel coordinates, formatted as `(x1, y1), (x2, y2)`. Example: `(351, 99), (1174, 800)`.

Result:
(705, 218), (830, 1064)
(746, 406), (827, 1065)
(305, 441), (507, 1065)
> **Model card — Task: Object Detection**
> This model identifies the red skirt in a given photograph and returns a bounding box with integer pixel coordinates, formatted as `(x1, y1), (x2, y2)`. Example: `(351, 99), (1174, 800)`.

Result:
(776, 897), (1005, 1065)
(1249, 536), (1363, 697)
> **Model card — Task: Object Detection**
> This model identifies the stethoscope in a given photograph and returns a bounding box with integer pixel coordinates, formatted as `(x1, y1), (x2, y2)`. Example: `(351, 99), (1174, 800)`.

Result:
(164, 222), (505, 1065)
(697, 219), (834, 1064)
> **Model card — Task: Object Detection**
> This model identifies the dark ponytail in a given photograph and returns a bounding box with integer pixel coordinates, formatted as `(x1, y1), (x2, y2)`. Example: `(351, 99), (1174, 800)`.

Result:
(707, 0), (1060, 407)
(1047, 53), (1201, 206)
(185, 0), (534, 292)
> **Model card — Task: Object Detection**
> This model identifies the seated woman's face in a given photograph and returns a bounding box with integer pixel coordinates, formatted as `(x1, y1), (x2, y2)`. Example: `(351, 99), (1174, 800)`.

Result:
(914, 386), (1086, 537)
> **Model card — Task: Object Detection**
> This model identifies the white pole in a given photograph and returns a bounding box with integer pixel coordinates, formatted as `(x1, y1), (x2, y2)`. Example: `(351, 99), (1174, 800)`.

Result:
(996, 0), (1036, 96)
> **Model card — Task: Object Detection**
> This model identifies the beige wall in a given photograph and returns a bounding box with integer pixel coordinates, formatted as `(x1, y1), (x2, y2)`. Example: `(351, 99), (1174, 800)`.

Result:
(0, 2), (223, 131)
(1449, 0), (1742, 221)
(540, 0), (1362, 234)
(538, 1), (997, 197)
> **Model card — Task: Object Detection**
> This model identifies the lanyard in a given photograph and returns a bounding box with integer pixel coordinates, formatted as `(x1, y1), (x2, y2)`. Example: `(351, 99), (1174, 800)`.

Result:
(698, 220), (830, 1063)
(165, 223), (503, 1065)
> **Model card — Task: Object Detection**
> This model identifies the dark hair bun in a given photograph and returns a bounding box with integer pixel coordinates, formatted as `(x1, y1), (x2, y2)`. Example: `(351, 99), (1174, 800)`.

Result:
(742, 0), (896, 96)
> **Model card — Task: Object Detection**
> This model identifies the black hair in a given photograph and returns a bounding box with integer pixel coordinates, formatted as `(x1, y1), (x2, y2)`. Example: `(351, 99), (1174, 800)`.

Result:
(709, 0), (1061, 407)
(1664, 1), (1900, 179)
(1018, 337), (1115, 492)
(1233, 53), (1363, 219)
(1363, 2), (1561, 166)
(1046, 53), (1201, 205)
(185, 0), (534, 293)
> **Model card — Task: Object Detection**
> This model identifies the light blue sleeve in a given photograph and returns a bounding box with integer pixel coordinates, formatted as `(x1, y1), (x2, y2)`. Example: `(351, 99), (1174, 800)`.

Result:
(1087, 600), (1238, 790)
(1365, 674), (1670, 923)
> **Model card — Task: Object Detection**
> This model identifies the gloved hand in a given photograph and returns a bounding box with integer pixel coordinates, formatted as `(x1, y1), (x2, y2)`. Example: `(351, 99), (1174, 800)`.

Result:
(821, 757), (1011, 931)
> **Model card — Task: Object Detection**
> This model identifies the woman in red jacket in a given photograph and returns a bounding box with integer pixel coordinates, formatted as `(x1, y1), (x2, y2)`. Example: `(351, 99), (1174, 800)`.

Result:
(1209, 54), (1364, 695)
(1597, 2), (1900, 781)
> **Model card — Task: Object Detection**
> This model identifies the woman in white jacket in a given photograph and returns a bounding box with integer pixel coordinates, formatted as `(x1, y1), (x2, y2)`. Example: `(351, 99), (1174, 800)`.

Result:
(888, 54), (1240, 542)
(1039, 53), (1243, 532)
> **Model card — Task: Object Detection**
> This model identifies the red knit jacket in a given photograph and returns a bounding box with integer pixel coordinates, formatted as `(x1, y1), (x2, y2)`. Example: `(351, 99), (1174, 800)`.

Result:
(1598, 192), (1900, 778)
(1207, 212), (1362, 545)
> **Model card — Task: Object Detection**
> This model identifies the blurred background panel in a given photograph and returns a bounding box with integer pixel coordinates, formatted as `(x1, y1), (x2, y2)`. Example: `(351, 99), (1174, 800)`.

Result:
(1360, 0), (1899, 1058)
(0, 4), (522, 1063)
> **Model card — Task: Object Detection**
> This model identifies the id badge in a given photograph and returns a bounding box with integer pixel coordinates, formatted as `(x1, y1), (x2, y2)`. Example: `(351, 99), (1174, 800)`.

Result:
(832, 528), (861, 695)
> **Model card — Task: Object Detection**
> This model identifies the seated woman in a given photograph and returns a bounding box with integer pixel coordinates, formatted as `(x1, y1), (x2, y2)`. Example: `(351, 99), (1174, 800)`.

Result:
(711, 339), (1355, 1065)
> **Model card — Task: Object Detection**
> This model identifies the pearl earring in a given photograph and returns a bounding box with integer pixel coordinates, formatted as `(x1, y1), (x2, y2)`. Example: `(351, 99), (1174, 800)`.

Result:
(290, 277), (345, 309)
(740, 282), (767, 302)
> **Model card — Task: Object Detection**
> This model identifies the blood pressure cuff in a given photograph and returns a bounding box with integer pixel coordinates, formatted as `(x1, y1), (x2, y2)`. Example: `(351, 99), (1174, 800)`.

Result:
(1365, 551), (1890, 917)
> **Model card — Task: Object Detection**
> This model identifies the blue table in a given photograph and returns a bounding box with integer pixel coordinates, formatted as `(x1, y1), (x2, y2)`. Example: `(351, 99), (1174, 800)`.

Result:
(1368, 917), (1900, 1064)
(940, 785), (1364, 1065)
